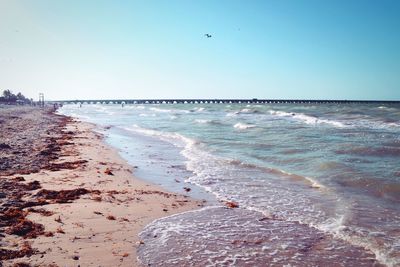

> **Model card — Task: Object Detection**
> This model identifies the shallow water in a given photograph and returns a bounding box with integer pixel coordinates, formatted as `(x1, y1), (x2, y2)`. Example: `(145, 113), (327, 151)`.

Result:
(59, 103), (400, 266)
(138, 207), (382, 267)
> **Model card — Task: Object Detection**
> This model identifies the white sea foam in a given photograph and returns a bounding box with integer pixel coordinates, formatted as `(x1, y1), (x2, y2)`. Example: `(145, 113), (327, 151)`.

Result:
(304, 176), (326, 189)
(268, 110), (346, 127)
(149, 107), (191, 114)
(59, 103), (399, 266)
(125, 125), (336, 231)
(268, 109), (399, 130)
(195, 119), (211, 124)
(149, 107), (173, 113)
(356, 119), (400, 129)
(123, 105), (146, 110)
(233, 122), (256, 129)
(318, 215), (398, 267)
(125, 124), (197, 149)
(226, 111), (239, 117)
(128, 123), (398, 266)
(194, 107), (206, 112)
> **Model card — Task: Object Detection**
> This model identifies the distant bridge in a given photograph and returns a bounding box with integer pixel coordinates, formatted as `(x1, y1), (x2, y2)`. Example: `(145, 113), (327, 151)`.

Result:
(51, 99), (400, 105)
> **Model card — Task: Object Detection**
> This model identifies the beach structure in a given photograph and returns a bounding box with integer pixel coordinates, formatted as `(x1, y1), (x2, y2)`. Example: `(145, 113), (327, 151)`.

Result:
(54, 99), (400, 105)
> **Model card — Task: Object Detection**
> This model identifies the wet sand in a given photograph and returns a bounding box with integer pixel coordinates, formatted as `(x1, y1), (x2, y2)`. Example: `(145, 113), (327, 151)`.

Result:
(0, 106), (201, 266)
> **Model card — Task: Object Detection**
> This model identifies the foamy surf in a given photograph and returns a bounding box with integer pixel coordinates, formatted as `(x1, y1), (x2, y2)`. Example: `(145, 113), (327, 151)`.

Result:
(58, 102), (400, 266)
(233, 122), (256, 129)
(138, 207), (381, 267)
(268, 109), (346, 127)
(194, 119), (211, 124)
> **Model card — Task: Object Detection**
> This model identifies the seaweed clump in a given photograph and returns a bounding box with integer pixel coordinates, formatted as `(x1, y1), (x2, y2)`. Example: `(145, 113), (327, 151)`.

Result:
(35, 188), (90, 203)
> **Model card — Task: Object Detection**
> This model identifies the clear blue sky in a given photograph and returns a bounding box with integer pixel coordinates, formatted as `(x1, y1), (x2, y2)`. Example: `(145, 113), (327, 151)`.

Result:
(0, 0), (399, 100)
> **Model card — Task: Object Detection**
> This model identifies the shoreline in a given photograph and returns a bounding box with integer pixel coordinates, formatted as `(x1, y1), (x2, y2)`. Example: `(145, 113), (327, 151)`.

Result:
(1, 106), (203, 266)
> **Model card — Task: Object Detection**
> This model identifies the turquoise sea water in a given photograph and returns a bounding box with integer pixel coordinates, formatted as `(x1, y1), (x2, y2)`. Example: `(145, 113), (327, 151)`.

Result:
(59, 103), (400, 266)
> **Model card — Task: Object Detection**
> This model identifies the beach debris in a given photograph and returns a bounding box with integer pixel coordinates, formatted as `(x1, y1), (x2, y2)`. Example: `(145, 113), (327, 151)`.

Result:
(93, 211), (103, 215)
(162, 208), (168, 212)
(1, 208), (26, 223)
(106, 215), (116, 220)
(73, 222), (84, 228)
(35, 188), (90, 203)
(107, 189), (127, 195)
(27, 208), (54, 217)
(44, 231), (54, 237)
(6, 219), (45, 238)
(254, 239), (263, 245)
(54, 216), (62, 223)
(176, 200), (189, 206)
(174, 179), (180, 183)
(56, 139), (75, 146)
(0, 180), (53, 242)
(225, 201), (239, 208)
(92, 195), (102, 202)
(56, 226), (65, 234)
(12, 262), (32, 267)
(72, 236), (82, 242)
(72, 255), (80, 260)
(104, 167), (114, 175)
(0, 142), (11, 149)
(134, 189), (176, 198)
(0, 108), (70, 176)
(0, 178), (42, 200)
(0, 241), (38, 260)
(183, 187), (191, 192)
(25, 180), (41, 190)
(1, 208), (45, 239)
(45, 160), (88, 171)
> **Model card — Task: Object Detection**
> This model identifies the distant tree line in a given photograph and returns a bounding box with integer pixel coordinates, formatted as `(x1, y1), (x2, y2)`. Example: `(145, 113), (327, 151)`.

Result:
(0, 90), (32, 104)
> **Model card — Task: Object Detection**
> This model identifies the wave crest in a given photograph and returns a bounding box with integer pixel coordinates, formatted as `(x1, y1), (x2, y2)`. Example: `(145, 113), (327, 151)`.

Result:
(234, 123), (256, 129)
(268, 110), (345, 127)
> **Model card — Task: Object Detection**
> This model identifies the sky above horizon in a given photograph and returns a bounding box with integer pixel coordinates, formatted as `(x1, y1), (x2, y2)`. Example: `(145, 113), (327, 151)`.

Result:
(0, 0), (399, 101)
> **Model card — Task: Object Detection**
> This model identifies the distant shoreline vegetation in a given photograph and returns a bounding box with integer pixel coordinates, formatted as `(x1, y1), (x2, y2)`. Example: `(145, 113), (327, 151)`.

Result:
(0, 90), (32, 105)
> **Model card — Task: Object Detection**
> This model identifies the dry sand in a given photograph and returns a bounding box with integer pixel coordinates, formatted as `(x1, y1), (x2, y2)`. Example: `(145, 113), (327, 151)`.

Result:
(0, 106), (202, 267)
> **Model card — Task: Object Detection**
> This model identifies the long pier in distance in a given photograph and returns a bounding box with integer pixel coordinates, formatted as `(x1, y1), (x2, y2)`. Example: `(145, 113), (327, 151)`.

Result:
(53, 99), (400, 105)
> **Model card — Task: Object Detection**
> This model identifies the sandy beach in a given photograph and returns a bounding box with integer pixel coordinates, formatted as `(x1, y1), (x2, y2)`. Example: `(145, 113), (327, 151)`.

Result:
(0, 106), (202, 267)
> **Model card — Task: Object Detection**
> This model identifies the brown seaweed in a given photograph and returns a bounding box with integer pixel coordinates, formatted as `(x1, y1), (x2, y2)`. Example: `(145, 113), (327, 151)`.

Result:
(225, 201), (239, 208)
(6, 219), (45, 238)
(35, 188), (90, 203)
(0, 241), (38, 260)
(104, 168), (114, 175)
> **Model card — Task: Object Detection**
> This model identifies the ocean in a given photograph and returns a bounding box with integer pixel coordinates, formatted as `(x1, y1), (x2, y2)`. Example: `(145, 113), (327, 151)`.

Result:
(59, 103), (400, 266)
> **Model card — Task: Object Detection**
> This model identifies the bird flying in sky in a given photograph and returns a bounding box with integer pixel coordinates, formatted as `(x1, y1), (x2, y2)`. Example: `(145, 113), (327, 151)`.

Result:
(204, 34), (212, 38)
